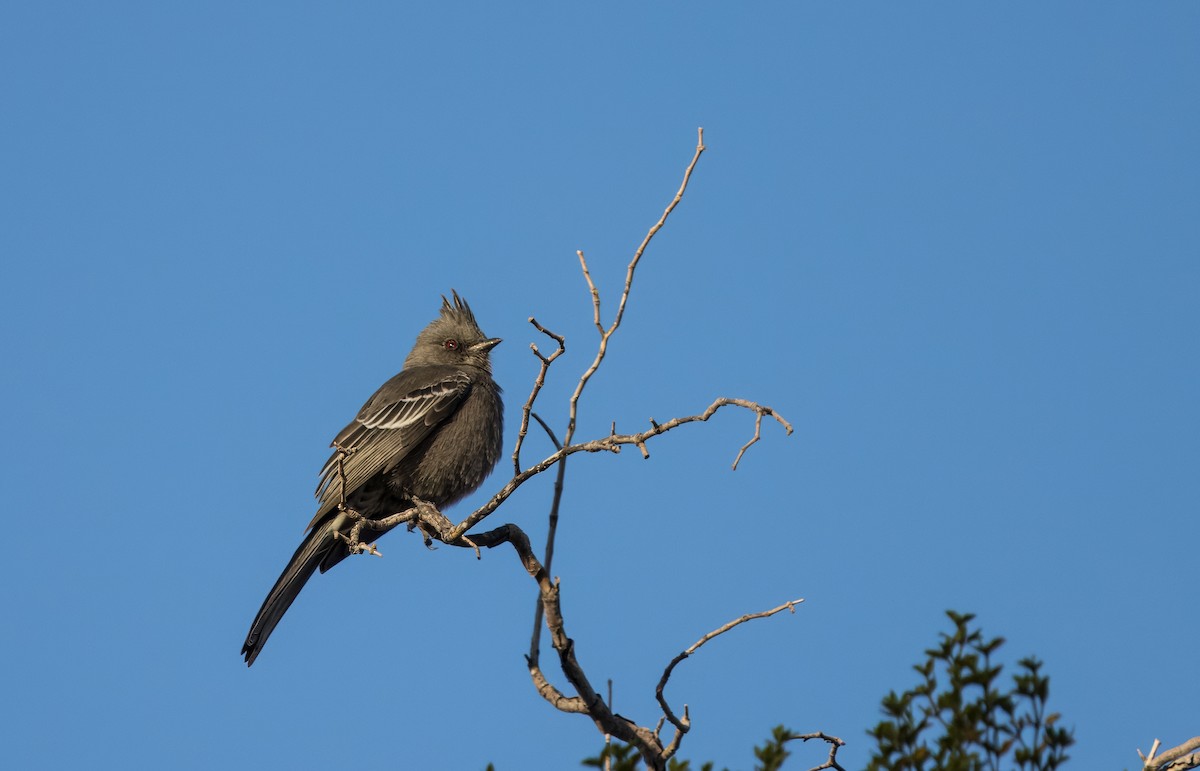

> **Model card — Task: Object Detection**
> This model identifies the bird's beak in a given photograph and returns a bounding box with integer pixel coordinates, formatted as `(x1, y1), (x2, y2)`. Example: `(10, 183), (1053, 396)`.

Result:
(471, 337), (502, 354)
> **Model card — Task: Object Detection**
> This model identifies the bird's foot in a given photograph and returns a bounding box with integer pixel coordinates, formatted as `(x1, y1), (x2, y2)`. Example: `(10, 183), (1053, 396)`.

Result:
(332, 507), (383, 557)
(403, 517), (433, 548)
(406, 497), (481, 558)
(333, 531), (383, 557)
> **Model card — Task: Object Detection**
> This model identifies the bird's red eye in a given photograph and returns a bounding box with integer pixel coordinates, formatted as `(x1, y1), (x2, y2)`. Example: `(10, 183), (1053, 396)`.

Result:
(444, 339), (459, 350)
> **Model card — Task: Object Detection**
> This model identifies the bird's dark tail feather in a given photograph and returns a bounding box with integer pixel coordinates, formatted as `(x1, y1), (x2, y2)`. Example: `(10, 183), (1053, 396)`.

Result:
(241, 519), (339, 666)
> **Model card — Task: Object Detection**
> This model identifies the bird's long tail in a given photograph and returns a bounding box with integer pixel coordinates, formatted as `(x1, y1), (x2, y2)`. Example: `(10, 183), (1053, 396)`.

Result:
(241, 518), (340, 666)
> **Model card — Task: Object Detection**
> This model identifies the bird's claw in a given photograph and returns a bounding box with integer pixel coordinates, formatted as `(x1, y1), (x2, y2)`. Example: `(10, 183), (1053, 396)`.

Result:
(333, 528), (381, 557)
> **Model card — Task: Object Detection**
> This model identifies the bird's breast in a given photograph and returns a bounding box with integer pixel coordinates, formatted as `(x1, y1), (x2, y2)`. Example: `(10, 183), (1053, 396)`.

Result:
(390, 380), (503, 507)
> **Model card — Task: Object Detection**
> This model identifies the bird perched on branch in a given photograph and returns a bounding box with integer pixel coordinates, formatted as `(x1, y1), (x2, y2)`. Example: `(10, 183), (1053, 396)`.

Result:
(242, 291), (503, 666)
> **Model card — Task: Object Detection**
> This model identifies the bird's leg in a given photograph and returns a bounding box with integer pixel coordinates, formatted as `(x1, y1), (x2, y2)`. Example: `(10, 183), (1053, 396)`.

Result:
(332, 443), (355, 508)
(328, 447), (382, 556)
(400, 501), (434, 548)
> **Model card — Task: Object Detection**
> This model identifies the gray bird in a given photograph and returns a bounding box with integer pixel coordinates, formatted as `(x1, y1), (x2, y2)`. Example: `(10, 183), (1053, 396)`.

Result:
(242, 292), (503, 666)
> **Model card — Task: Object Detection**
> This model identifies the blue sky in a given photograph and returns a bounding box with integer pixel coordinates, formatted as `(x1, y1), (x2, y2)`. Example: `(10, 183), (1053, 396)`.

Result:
(3, 3), (1197, 770)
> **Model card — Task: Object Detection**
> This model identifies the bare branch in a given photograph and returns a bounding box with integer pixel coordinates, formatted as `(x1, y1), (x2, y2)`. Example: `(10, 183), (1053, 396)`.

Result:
(661, 704), (691, 760)
(604, 680), (615, 771)
(578, 249), (604, 335)
(527, 412), (566, 666)
(469, 523), (667, 763)
(732, 409), (765, 471)
(525, 655), (588, 714)
(613, 126), (706, 334)
(446, 396), (791, 544)
(564, 128), (707, 450)
(788, 732), (847, 771)
(657, 599), (805, 742)
(1144, 737), (1200, 771)
(1160, 754), (1200, 771)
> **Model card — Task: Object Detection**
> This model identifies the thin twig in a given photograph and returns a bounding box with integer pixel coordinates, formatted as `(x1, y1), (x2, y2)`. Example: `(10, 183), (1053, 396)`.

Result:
(446, 396), (791, 544)
(604, 679), (614, 771)
(527, 412), (566, 665)
(732, 409), (765, 470)
(579, 250), (604, 335)
(612, 126), (706, 333)
(657, 599), (804, 739)
(513, 318), (566, 475)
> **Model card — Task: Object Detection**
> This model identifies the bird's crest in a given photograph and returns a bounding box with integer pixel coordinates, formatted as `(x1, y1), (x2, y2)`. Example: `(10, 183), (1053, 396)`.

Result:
(440, 290), (478, 327)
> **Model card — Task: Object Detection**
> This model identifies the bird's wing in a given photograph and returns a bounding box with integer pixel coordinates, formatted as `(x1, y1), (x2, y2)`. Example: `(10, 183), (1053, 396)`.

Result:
(312, 368), (472, 522)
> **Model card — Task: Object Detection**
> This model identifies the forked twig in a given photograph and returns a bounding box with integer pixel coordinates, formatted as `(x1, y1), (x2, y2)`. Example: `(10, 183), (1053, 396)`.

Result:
(789, 732), (847, 771)
(512, 318), (565, 475)
(1143, 737), (1200, 771)
(445, 397), (791, 544)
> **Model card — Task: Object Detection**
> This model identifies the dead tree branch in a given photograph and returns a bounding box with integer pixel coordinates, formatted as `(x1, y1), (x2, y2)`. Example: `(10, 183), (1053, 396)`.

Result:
(1143, 737), (1200, 771)
(342, 128), (815, 770)
(467, 523), (667, 762)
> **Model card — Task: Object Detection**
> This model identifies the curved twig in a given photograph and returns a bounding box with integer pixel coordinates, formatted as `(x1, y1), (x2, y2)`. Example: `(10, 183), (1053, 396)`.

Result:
(657, 599), (805, 742)
(789, 732), (847, 771)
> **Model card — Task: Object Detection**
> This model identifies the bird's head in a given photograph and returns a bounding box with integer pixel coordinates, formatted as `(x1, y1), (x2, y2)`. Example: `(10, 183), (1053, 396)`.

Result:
(406, 290), (502, 372)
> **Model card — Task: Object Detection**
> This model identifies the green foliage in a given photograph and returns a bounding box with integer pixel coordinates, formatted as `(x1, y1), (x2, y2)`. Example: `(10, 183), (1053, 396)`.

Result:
(581, 724), (816, 771)
(580, 741), (641, 771)
(866, 610), (1073, 771)
(753, 725), (797, 771)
